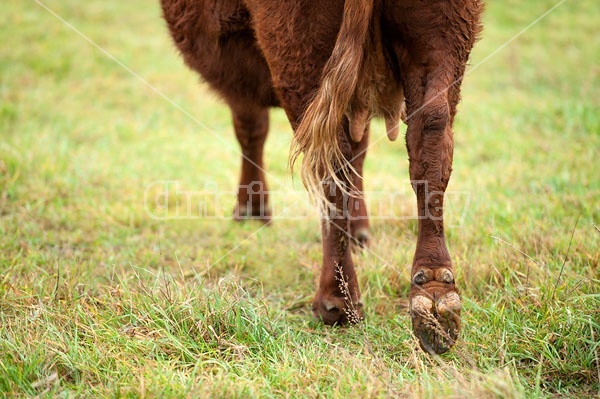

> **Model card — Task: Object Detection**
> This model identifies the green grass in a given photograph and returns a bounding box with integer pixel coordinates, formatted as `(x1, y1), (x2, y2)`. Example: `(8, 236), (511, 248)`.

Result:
(1, 0), (599, 397)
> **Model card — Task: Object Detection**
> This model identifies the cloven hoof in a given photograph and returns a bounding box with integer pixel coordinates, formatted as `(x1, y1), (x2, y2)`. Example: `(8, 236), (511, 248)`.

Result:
(233, 204), (272, 224)
(409, 267), (460, 354)
(313, 295), (364, 326)
(410, 289), (461, 354)
(352, 227), (370, 249)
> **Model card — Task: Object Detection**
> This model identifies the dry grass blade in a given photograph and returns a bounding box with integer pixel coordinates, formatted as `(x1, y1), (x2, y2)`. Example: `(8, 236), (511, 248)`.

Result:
(551, 215), (579, 301)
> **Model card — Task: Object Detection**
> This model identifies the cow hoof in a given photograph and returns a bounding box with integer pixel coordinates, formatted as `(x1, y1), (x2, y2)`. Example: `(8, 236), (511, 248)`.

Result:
(233, 204), (272, 224)
(352, 227), (369, 249)
(312, 296), (364, 326)
(410, 290), (461, 355)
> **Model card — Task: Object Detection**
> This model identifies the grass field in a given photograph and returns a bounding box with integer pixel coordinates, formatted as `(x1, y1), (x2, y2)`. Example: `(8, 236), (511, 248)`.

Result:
(1, 0), (599, 397)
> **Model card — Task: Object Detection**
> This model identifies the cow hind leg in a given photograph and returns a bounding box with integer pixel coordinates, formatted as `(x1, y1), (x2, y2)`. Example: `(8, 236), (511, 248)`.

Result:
(403, 66), (462, 355)
(244, 0), (364, 325)
(349, 127), (370, 248)
(386, 0), (481, 354)
(313, 127), (363, 325)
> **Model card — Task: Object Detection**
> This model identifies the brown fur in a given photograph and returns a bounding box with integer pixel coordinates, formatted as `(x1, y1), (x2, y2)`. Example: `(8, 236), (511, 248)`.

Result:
(160, 0), (483, 354)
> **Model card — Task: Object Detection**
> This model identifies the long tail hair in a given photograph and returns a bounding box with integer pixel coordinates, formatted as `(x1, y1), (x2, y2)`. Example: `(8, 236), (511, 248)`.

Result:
(290, 0), (374, 212)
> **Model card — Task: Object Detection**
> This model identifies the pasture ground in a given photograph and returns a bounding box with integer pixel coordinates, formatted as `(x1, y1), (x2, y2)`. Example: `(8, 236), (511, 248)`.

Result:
(1, 0), (599, 397)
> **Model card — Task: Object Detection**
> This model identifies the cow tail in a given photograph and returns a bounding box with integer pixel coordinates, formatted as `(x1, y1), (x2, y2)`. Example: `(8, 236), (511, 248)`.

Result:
(290, 0), (374, 213)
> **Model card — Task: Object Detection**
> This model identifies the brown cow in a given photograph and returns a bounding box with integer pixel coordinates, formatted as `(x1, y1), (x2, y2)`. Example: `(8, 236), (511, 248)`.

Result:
(161, 0), (482, 354)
